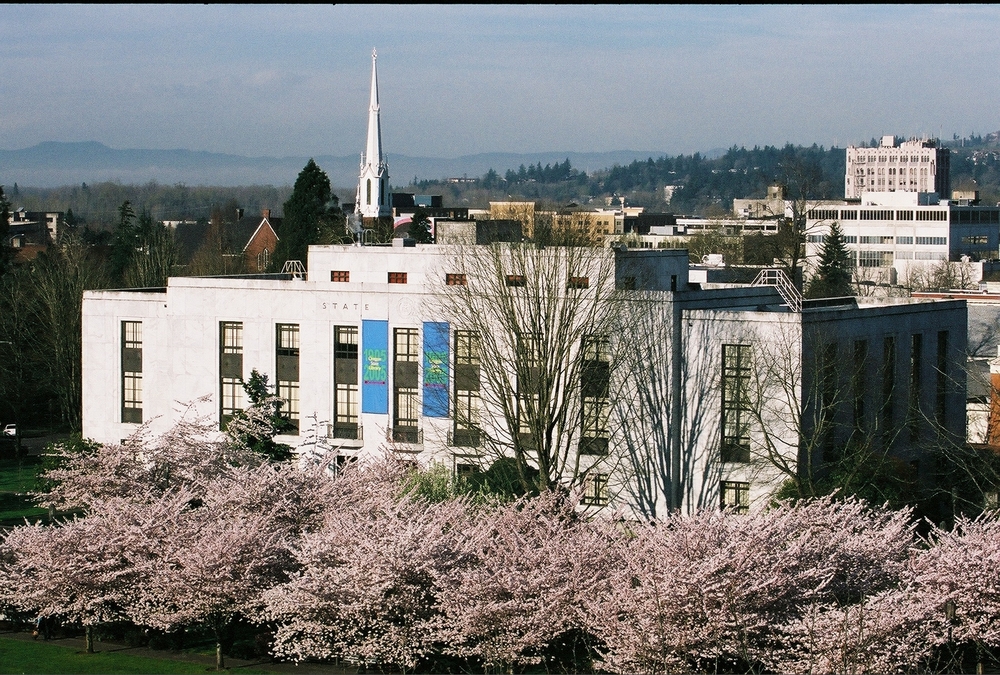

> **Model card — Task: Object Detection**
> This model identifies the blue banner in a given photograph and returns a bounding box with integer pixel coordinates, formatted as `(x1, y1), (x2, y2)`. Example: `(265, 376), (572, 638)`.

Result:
(423, 322), (450, 418)
(362, 320), (388, 414)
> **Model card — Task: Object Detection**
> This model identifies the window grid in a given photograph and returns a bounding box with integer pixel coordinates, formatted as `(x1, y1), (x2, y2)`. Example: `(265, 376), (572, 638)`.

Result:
(581, 473), (609, 506)
(388, 271), (408, 284)
(394, 387), (420, 427)
(335, 326), (359, 359)
(394, 328), (420, 362)
(721, 344), (752, 462)
(446, 273), (467, 286)
(721, 480), (750, 513)
(121, 321), (143, 424)
(331, 270), (350, 282)
(455, 330), (480, 366)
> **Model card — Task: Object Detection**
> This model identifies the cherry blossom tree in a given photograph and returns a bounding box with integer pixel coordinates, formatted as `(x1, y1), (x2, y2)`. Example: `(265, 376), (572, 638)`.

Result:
(37, 403), (263, 511)
(585, 497), (917, 673)
(432, 490), (613, 673)
(0, 491), (193, 652)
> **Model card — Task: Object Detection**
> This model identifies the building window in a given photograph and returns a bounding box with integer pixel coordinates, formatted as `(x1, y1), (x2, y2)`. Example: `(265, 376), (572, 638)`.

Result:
(909, 333), (923, 439)
(331, 270), (350, 282)
(276, 324), (300, 433)
(453, 330), (481, 447)
(882, 336), (896, 433)
(721, 344), (751, 462)
(333, 326), (359, 439)
(506, 274), (527, 287)
(853, 340), (868, 432)
(581, 473), (609, 506)
(121, 321), (142, 424)
(366, 179), (371, 206)
(937, 331), (948, 426)
(720, 480), (750, 513)
(567, 276), (590, 289)
(219, 321), (243, 428)
(392, 327), (420, 443)
(580, 335), (610, 455)
(455, 460), (480, 481)
(821, 342), (839, 461)
(388, 272), (408, 284)
(446, 273), (467, 286)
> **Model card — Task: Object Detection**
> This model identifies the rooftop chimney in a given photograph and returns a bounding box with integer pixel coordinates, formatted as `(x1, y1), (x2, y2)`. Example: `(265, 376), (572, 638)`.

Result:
(262, 209), (271, 219)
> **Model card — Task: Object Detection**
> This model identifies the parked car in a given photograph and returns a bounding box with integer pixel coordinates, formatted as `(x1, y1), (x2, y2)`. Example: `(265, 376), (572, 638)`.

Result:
(2, 424), (16, 437)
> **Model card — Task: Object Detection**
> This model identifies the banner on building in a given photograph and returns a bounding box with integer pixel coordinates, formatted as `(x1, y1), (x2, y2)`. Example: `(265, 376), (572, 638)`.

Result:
(422, 322), (449, 418)
(362, 319), (388, 414)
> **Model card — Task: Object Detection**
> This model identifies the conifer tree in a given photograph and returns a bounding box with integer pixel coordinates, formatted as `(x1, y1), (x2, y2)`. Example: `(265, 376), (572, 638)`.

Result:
(272, 159), (340, 270)
(806, 221), (853, 298)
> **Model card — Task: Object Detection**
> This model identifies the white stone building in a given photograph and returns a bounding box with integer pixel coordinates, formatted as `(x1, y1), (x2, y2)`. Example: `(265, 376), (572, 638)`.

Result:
(81, 243), (967, 516)
(845, 136), (950, 199)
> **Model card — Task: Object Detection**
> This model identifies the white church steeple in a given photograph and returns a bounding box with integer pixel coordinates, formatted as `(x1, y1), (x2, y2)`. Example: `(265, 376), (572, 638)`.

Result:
(357, 49), (391, 219)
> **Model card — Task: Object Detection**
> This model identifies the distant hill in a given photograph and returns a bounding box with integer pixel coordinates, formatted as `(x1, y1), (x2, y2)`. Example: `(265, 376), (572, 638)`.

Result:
(0, 142), (669, 189)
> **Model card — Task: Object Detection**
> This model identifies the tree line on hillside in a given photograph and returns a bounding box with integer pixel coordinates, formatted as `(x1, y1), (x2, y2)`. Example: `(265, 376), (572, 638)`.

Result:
(409, 133), (1000, 214)
(4, 416), (1000, 673)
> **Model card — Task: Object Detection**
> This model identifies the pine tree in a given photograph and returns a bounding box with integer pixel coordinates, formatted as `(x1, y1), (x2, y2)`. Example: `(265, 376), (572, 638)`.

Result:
(806, 221), (853, 299)
(272, 159), (339, 270)
(407, 209), (433, 243)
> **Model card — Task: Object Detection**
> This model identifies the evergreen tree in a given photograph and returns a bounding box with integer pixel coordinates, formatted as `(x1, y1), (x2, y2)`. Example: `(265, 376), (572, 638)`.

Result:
(226, 369), (292, 462)
(407, 209), (433, 243)
(806, 221), (853, 298)
(109, 200), (137, 284)
(272, 159), (339, 270)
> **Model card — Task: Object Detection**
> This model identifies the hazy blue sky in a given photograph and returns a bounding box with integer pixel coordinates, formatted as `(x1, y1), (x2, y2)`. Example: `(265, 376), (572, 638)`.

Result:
(3, 5), (999, 158)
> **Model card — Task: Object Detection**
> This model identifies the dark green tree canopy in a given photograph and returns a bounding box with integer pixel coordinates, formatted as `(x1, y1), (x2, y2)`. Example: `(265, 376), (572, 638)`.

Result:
(407, 209), (433, 243)
(272, 159), (341, 270)
(806, 221), (853, 299)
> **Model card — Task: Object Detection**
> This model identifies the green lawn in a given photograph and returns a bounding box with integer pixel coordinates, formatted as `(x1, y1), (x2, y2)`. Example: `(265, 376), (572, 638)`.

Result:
(0, 457), (47, 526)
(0, 636), (282, 674)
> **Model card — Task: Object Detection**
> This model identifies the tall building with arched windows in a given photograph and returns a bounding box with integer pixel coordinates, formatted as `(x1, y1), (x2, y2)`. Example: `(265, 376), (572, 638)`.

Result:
(356, 50), (392, 221)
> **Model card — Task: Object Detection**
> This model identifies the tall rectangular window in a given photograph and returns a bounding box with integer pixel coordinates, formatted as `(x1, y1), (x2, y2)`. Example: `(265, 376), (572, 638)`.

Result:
(821, 342), (839, 461)
(452, 330), (481, 447)
(936, 331), (949, 427)
(720, 480), (750, 513)
(121, 321), (142, 424)
(909, 333), (923, 439)
(333, 326), (359, 439)
(721, 344), (752, 462)
(219, 322), (243, 429)
(392, 327), (420, 443)
(882, 336), (896, 434)
(580, 335), (610, 455)
(852, 340), (868, 432)
(276, 324), (300, 433)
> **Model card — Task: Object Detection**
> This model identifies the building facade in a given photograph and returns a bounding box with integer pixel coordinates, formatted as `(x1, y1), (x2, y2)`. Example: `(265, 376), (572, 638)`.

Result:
(805, 191), (1000, 286)
(81, 243), (967, 516)
(845, 136), (950, 199)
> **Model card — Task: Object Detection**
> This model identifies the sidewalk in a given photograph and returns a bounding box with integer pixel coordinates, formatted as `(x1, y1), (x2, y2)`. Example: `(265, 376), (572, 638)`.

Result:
(0, 630), (354, 673)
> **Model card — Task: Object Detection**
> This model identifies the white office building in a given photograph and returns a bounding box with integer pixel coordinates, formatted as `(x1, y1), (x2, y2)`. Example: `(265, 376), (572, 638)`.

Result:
(845, 136), (950, 199)
(81, 243), (967, 516)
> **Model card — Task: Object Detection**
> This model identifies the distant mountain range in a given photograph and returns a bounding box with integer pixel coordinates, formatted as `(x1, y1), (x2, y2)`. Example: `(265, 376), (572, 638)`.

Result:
(0, 142), (676, 189)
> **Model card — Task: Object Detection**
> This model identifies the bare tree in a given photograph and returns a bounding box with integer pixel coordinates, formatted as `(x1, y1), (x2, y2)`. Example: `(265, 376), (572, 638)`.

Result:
(433, 243), (620, 495)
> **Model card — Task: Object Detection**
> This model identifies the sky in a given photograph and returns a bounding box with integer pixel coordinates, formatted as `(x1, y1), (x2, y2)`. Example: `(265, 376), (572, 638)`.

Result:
(2, 4), (1000, 160)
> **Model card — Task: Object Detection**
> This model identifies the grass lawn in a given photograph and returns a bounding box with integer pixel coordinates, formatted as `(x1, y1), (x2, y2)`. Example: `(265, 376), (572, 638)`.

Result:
(0, 457), (47, 526)
(0, 636), (282, 674)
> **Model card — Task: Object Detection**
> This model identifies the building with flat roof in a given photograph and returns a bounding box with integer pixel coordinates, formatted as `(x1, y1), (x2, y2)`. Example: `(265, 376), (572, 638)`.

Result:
(845, 136), (950, 199)
(82, 243), (967, 516)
